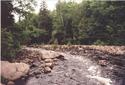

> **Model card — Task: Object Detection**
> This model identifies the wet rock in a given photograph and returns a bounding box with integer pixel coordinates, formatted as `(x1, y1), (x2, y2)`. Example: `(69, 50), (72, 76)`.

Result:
(44, 67), (51, 73)
(7, 81), (15, 85)
(33, 70), (41, 75)
(1, 61), (29, 81)
(30, 62), (40, 68)
(56, 55), (65, 61)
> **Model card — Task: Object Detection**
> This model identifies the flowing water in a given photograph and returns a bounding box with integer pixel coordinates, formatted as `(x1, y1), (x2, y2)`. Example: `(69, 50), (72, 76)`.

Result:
(24, 53), (114, 85)
(14, 47), (125, 85)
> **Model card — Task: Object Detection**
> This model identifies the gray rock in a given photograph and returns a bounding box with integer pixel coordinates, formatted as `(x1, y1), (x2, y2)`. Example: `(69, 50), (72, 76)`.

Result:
(44, 67), (51, 73)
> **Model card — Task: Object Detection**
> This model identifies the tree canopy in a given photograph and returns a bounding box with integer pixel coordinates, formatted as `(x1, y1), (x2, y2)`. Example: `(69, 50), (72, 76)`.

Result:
(1, 0), (125, 60)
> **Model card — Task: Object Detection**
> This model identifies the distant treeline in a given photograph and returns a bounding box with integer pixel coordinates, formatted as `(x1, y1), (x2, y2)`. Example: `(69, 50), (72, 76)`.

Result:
(1, 0), (125, 59)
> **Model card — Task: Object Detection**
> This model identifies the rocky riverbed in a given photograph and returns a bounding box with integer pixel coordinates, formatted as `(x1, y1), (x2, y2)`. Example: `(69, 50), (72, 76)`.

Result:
(1, 45), (125, 85)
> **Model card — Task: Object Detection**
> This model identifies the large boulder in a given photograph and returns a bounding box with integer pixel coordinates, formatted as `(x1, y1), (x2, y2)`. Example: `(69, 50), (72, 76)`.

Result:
(24, 47), (64, 59)
(0, 61), (30, 81)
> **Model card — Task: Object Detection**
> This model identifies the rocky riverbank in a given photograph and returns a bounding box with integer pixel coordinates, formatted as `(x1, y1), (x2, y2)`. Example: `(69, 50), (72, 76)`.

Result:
(1, 45), (125, 85)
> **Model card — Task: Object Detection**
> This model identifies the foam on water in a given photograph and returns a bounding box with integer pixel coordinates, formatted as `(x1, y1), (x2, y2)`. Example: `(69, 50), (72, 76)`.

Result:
(63, 53), (113, 85)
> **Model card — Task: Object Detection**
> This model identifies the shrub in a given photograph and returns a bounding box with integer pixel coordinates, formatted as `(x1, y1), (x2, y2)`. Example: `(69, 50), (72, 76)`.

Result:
(93, 40), (106, 45)
(1, 28), (20, 60)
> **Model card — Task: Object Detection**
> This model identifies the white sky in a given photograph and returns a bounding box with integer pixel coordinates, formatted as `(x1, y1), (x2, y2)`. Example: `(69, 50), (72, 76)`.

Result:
(35, 0), (82, 13)
(35, 0), (58, 13)
(14, 0), (82, 22)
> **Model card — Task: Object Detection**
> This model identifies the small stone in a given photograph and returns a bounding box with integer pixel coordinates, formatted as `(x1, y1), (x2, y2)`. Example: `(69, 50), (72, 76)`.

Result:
(98, 60), (107, 66)
(56, 55), (65, 61)
(53, 58), (58, 62)
(21, 77), (25, 80)
(78, 47), (83, 50)
(28, 72), (33, 76)
(53, 62), (58, 65)
(44, 59), (53, 63)
(44, 67), (51, 73)
(33, 70), (41, 75)
(7, 81), (15, 85)
(32, 62), (41, 67)
(39, 64), (45, 68)
(45, 63), (53, 67)
(40, 60), (44, 64)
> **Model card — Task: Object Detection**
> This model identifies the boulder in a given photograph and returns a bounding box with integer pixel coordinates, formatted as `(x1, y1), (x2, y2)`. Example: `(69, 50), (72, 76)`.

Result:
(1, 61), (30, 81)
(24, 47), (63, 59)
(41, 50), (61, 59)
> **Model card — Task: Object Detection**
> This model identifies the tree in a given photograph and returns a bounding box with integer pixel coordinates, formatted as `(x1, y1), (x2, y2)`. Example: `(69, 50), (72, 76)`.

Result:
(1, 28), (20, 60)
(52, 1), (79, 44)
(1, 0), (14, 29)
(13, 0), (36, 22)
(105, 1), (125, 45)
(38, 0), (53, 43)
(77, 1), (125, 45)
(1, 0), (20, 60)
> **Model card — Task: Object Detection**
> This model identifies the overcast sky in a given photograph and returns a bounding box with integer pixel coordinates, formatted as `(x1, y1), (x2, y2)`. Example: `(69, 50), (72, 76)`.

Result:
(35, 0), (58, 13)
(14, 0), (82, 22)
(35, 0), (82, 13)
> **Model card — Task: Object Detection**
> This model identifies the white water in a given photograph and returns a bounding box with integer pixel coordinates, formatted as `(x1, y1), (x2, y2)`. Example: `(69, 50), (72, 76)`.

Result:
(23, 47), (113, 85)
(62, 53), (113, 85)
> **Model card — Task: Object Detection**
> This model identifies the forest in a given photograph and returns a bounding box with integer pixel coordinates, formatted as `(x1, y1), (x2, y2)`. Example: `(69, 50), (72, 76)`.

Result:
(1, 0), (125, 59)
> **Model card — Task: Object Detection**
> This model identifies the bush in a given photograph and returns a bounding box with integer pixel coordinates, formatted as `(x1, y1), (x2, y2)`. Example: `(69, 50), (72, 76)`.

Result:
(93, 40), (106, 45)
(1, 28), (20, 60)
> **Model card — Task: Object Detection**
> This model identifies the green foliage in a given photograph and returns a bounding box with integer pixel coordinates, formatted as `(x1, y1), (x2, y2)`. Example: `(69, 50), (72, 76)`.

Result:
(13, 0), (125, 45)
(93, 40), (106, 45)
(1, 28), (20, 60)
(2, 0), (125, 61)
(13, 0), (36, 21)
(30, 28), (48, 44)
(51, 44), (58, 50)
(52, 1), (79, 44)
(1, 1), (21, 60)
(38, 1), (53, 44)
(77, 1), (125, 45)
